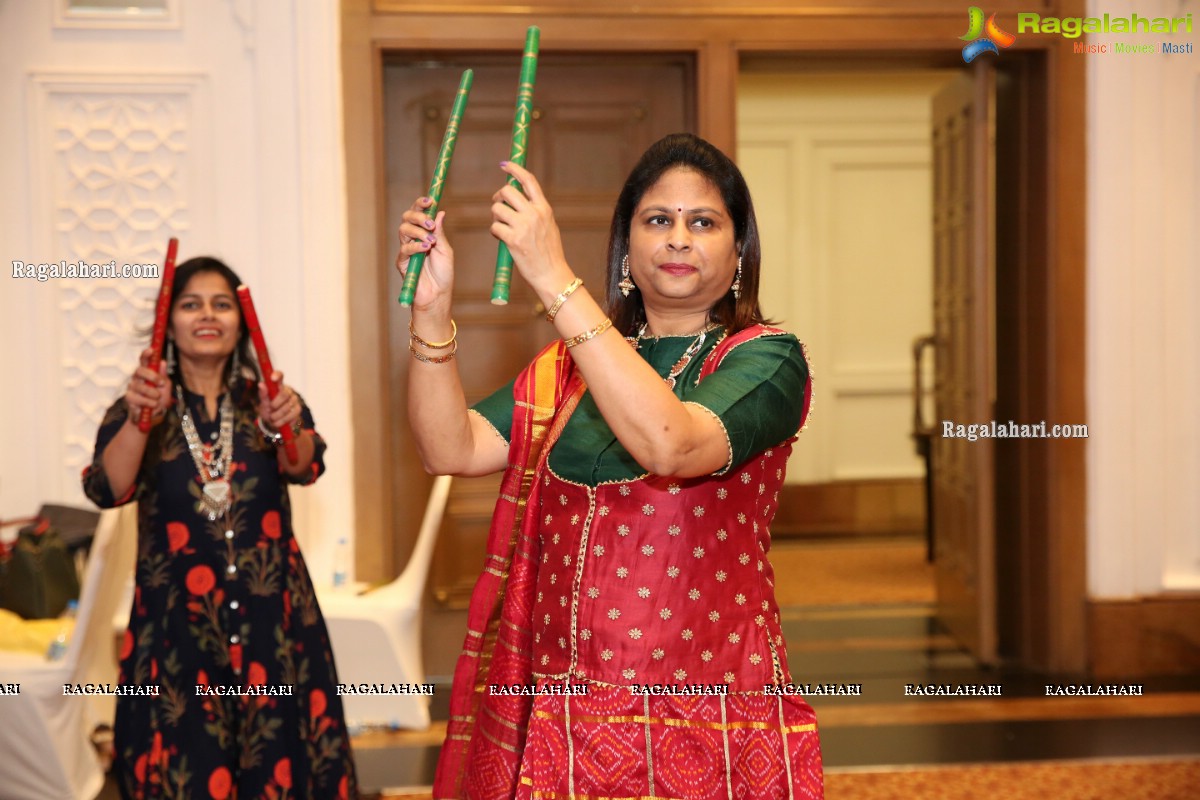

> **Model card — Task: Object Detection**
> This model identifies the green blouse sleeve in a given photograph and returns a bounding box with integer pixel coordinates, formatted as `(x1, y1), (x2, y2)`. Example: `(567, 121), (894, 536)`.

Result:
(684, 332), (809, 472)
(470, 333), (808, 481)
(470, 377), (517, 445)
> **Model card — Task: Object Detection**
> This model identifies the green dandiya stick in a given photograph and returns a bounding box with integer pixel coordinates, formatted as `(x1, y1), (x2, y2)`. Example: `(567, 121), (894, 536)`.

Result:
(491, 26), (540, 306)
(398, 68), (474, 307)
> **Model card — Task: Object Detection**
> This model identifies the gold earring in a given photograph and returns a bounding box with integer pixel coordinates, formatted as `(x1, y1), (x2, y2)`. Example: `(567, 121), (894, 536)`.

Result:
(730, 257), (743, 300)
(617, 253), (636, 298)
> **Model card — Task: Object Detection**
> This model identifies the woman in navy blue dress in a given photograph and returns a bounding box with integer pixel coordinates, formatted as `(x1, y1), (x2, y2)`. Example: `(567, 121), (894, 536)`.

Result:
(83, 257), (357, 799)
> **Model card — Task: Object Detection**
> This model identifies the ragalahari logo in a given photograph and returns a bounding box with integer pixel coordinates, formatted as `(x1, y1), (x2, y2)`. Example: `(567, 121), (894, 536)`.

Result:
(960, 7), (1017, 62)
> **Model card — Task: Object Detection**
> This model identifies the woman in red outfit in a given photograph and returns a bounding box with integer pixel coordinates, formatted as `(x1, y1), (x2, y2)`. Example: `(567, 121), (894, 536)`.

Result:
(400, 133), (821, 799)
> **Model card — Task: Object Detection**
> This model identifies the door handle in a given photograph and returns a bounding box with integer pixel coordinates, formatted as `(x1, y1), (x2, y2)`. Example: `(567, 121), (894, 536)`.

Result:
(912, 335), (936, 451)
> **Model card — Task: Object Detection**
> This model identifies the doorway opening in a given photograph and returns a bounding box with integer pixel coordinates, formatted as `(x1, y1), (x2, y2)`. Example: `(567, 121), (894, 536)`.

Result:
(737, 53), (1052, 672)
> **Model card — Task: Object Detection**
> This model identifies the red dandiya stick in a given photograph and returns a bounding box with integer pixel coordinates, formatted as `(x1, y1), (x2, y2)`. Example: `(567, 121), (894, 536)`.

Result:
(138, 237), (179, 433)
(235, 285), (298, 464)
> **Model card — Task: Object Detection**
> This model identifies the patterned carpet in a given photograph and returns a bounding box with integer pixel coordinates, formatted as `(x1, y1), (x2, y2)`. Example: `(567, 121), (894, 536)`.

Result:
(378, 758), (1200, 799)
(769, 538), (935, 607)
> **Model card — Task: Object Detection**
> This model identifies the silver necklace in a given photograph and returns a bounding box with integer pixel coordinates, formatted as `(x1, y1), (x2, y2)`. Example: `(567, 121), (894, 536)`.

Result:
(177, 384), (235, 520)
(629, 322), (721, 390)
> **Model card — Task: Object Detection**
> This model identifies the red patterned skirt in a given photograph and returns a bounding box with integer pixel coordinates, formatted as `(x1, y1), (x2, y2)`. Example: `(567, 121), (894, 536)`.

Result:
(509, 679), (823, 800)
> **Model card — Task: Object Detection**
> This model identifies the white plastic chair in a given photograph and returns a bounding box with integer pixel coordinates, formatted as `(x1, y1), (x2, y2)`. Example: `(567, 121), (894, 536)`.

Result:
(0, 504), (137, 800)
(318, 474), (451, 730)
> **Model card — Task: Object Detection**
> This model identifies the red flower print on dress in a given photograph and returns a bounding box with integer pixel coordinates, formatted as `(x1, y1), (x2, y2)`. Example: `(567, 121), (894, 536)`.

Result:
(120, 629), (134, 660)
(167, 521), (189, 552)
(274, 757), (292, 789)
(229, 643), (243, 674)
(150, 732), (163, 770)
(248, 661), (267, 687)
(186, 564), (216, 595)
(262, 510), (281, 540)
(310, 687), (327, 719)
(134, 753), (147, 783)
(197, 668), (209, 688)
(208, 765), (232, 799)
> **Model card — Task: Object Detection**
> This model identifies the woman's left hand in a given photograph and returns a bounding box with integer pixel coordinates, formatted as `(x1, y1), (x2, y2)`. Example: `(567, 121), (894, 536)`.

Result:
(257, 371), (302, 435)
(491, 162), (573, 295)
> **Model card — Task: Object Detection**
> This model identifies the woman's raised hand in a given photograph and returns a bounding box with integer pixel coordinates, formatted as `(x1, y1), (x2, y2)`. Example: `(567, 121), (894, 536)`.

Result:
(396, 196), (455, 311)
(125, 347), (172, 427)
(256, 371), (301, 435)
(490, 162), (572, 295)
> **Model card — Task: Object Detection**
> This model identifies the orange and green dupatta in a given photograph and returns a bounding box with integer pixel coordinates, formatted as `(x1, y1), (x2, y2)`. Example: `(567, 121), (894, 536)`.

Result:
(433, 340), (583, 800)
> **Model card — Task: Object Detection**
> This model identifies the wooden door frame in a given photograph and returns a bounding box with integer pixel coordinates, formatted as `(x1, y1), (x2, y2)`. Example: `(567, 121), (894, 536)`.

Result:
(341, 0), (1087, 673)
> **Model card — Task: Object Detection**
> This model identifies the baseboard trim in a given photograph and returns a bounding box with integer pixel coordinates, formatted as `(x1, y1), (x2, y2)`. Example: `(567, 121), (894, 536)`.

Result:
(1088, 595), (1200, 678)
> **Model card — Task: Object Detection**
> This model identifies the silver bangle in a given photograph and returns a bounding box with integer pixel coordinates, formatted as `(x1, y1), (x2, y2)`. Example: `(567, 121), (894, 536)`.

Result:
(256, 416), (282, 444)
(257, 416), (300, 445)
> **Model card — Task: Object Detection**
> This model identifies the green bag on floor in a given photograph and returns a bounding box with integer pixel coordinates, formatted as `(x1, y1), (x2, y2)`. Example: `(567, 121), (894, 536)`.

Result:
(0, 517), (81, 619)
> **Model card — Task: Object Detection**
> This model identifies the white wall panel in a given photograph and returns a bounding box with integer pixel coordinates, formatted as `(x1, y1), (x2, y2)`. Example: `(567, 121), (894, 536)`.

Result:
(1086, 0), (1200, 597)
(739, 72), (953, 484)
(0, 0), (352, 581)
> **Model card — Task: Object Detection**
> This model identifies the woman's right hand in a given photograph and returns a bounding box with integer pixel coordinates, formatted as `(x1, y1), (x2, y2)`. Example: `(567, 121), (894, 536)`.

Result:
(396, 196), (455, 312)
(125, 348), (171, 428)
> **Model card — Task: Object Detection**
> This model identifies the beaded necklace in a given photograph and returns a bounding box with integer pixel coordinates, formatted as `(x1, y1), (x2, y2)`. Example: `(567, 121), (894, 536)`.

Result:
(628, 322), (723, 390)
(176, 384), (235, 520)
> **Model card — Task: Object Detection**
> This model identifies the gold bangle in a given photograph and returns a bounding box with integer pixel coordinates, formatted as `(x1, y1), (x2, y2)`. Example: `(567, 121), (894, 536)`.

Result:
(409, 340), (457, 364)
(409, 319), (457, 350)
(545, 277), (583, 322)
(563, 318), (613, 349)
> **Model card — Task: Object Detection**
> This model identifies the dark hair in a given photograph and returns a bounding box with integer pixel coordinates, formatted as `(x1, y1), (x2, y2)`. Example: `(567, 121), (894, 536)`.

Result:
(160, 256), (261, 397)
(604, 133), (769, 336)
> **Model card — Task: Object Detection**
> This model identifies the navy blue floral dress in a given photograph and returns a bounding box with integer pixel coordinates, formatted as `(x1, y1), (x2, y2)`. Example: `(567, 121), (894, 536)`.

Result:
(83, 380), (357, 799)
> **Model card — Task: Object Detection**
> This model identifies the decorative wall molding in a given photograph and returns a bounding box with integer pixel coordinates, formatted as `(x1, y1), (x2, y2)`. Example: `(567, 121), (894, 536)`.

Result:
(27, 72), (209, 502)
(224, 0), (257, 51)
(373, 0), (1054, 17)
(54, 0), (182, 30)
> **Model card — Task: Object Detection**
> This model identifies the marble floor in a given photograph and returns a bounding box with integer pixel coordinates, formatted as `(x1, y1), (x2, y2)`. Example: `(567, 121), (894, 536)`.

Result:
(98, 537), (1200, 798)
(352, 537), (1200, 796)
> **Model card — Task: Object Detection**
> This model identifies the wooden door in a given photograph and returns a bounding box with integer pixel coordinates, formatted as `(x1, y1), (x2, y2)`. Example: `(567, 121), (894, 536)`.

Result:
(930, 63), (997, 664)
(384, 54), (692, 606)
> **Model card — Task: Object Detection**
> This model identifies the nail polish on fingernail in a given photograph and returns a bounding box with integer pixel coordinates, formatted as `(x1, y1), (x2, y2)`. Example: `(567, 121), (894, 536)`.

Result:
(422, 242), (431, 249)
(423, 220), (434, 230)
(425, 235), (436, 244)
(500, 161), (508, 167)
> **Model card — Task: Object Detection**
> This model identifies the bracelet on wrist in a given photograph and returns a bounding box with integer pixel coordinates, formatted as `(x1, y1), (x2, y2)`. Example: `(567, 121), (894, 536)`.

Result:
(129, 408), (164, 427)
(409, 319), (457, 350)
(257, 416), (301, 444)
(563, 318), (613, 349)
(409, 340), (457, 364)
(545, 277), (583, 322)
